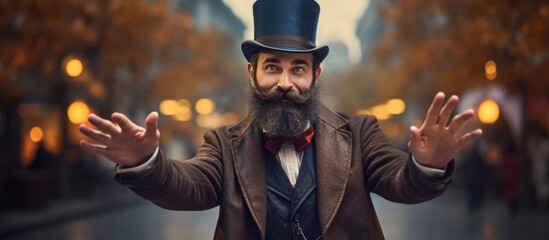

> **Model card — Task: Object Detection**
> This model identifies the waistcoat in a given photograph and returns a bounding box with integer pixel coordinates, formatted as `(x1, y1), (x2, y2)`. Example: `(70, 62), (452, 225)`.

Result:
(265, 143), (322, 240)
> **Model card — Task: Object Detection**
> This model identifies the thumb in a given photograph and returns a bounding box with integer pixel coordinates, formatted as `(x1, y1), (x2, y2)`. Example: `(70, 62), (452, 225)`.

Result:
(144, 111), (159, 138)
(408, 125), (421, 149)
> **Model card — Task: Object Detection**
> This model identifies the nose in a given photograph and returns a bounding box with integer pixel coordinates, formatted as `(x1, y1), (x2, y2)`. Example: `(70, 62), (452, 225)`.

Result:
(277, 72), (293, 91)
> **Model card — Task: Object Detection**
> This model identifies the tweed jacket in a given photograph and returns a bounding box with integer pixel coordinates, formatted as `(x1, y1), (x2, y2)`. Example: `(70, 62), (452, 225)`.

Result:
(115, 105), (455, 239)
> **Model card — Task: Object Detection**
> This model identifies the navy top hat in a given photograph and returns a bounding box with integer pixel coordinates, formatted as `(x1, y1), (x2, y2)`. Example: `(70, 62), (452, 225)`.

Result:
(241, 0), (329, 62)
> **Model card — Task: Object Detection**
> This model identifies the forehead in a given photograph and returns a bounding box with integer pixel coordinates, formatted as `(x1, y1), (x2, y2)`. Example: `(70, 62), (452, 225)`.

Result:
(257, 50), (313, 64)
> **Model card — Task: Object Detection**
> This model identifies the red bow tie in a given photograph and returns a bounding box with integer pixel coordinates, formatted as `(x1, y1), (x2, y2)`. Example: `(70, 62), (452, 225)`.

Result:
(264, 127), (314, 155)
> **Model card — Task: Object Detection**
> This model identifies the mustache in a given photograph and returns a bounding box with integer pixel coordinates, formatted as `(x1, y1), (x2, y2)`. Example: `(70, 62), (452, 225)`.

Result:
(251, 83), (315, 105)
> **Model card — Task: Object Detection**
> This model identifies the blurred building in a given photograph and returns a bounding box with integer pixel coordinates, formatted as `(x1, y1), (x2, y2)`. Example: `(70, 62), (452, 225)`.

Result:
(322, 41), (351, 76)
(172, 0), (245, 55)
(355, 0), (388, 65)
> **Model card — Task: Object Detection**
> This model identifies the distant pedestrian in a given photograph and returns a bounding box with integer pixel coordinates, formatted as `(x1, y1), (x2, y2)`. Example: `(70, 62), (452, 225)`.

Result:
(528, 129), (549, 209)
(463, 142), (488, 212)
(499, 140), (521, 216)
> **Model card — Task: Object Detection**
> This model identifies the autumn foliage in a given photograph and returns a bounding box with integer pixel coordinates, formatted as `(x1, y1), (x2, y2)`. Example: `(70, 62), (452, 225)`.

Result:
(375, 0), (549, 99)
(0, 0), (246, 111)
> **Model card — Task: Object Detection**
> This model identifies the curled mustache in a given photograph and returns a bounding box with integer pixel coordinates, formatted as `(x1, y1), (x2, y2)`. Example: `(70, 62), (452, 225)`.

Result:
(251, 84), (315, 105)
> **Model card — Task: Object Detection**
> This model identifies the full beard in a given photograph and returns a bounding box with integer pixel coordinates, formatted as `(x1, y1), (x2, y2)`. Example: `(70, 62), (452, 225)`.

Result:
(250, 80), (320, 139)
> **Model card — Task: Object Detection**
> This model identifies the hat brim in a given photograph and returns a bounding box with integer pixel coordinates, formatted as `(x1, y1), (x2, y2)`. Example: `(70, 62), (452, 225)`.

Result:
(241, 40), (329, 63)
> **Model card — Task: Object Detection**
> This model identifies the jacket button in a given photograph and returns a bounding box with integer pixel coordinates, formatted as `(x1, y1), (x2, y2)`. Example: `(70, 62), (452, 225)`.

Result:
(296, 229), (302, 236)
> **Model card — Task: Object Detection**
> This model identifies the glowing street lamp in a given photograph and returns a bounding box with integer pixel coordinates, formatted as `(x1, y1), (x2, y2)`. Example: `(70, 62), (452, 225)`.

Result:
(30, 126), (44, 142)
(485, 60), (497, 81)
(159, 99), (178, 115)
(371, 104), (390, 120)
(195, 98), (215, 115)
(67, 100), (90, 124)
(478, 99), (499, 124)
(66, 58), (84, 77)
(385, 99), (406, 115)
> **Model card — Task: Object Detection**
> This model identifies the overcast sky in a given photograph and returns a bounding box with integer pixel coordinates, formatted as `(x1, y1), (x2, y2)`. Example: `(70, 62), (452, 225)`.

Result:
(222, 0), (370, 63)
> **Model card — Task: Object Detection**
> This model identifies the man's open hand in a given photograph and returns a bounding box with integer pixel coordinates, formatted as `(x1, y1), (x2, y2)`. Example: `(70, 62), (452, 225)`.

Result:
(79, 112), (160, 167)
(408, 92), (483, 169)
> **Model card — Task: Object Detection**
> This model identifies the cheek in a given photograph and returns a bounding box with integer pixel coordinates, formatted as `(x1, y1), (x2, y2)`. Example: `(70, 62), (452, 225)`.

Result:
(255, 73), (278, 90)
(292, 79), (313, 92)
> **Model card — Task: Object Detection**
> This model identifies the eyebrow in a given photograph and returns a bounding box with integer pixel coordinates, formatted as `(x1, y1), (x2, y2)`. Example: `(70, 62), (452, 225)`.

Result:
(292, 59), (309, 66)
(263, 57), (281, 64)
(262, 57), (310, 67)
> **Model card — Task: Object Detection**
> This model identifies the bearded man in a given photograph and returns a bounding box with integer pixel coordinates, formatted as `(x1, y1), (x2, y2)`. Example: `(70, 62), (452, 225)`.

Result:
(79, 0), (482, 239)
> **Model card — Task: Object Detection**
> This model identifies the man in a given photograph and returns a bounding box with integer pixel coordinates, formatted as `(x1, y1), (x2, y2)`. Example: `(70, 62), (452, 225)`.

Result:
(79, 0), (482, 239)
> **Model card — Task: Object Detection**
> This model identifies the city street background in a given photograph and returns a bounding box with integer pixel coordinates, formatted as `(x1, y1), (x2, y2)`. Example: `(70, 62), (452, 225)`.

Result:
(1, 0), (548, 239)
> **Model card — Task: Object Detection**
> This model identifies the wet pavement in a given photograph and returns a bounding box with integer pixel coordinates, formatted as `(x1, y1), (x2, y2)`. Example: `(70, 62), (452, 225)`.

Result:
(2, 189), (548, 240)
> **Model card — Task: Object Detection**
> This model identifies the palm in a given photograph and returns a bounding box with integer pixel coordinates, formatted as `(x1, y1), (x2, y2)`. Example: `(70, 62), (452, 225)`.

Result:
(408, 93), (482, 169)
(79, 112), (160, 167)
(104, 126), (156, 165)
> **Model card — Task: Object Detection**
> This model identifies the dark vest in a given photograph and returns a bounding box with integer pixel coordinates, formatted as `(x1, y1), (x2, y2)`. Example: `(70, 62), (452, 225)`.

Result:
(265, 143), (322, 240)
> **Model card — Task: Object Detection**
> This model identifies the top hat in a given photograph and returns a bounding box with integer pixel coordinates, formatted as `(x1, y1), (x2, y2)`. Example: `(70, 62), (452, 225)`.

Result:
(241, 0), (329, 62)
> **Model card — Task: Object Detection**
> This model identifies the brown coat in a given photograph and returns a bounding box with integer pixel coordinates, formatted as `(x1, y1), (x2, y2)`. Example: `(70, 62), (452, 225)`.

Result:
(116, 105), (454, 239)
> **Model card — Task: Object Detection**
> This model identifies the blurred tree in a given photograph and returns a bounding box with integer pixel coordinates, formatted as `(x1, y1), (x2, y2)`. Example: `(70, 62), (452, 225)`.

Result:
(0, 0), (246, 113)
(374, 0), (549, 100)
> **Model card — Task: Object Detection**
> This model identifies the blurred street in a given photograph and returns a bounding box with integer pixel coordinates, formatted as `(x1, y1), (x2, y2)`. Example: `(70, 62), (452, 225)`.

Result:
(2, 189), (548, 240)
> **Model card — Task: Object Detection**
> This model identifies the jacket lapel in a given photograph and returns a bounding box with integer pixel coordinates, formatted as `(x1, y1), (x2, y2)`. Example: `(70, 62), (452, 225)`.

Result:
(313, 106), (352, 234)
(229, 115), (268, 238)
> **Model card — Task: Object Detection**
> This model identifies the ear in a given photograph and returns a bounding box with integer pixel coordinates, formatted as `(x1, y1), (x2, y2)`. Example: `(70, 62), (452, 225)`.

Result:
(247, 62), (255, 85)
(314, 64), (323, 84)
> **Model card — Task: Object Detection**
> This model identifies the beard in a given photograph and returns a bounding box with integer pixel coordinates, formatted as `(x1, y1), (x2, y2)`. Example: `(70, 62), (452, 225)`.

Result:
(249, 78), (320, 139)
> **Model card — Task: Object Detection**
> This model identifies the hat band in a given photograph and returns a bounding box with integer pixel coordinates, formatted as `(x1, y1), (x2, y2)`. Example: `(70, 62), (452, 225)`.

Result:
(256, 35), (316, 50)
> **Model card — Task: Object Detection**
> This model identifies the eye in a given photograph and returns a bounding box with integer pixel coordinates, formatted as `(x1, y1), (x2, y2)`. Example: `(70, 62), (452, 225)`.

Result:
(265, 64), (279, 72)
(293, 66), (306, 73)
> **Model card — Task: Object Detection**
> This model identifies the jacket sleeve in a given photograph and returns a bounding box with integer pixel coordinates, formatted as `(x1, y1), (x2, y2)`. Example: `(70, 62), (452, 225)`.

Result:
(356, 115), (455, 204)
(115, 129), (224, 211)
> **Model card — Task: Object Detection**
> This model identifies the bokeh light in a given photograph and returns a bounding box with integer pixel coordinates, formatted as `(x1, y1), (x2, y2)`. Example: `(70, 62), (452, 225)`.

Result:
(30, 126), (43, 142)
(195, 98), (215, 115)
(485, 60), (497, 81)
(66, 58), (83, 77)
(67, 100), (90, 124)
(385, 99), (406, 115)
(371, 104), (390, 120)
(160, 99), (178, 115)
(478, 99), (499, 124)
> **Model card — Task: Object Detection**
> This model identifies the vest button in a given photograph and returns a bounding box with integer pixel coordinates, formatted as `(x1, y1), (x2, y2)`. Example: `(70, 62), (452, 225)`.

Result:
(294, 214), (300, 223)
(296, 229), (302, 236)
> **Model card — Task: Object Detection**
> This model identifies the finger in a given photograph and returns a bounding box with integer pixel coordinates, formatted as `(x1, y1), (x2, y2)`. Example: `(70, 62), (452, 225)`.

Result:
(111, 112), (137, 132)
(448, 109), (475, 133)
(458, 129), (483, 146)
(144, 111), (159, 138)
(423, 92), (445, 126)
(79, 124), (112, 143)
(80, 139), (109, 156)
(88, 113), (120, 134)
(438, 95), (459, 126)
